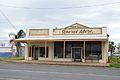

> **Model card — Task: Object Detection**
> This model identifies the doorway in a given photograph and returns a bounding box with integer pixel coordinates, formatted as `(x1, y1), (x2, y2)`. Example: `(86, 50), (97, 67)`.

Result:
(72, 47), (82, 62)
(33, 47), (39, 60)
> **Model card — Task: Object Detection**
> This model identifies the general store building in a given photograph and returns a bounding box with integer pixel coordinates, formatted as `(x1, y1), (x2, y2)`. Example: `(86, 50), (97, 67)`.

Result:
(16, 23), (109, 63)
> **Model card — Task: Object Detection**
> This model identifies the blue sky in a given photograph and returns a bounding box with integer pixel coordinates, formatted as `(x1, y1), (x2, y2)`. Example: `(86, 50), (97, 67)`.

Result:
(0, 0), (120, 44)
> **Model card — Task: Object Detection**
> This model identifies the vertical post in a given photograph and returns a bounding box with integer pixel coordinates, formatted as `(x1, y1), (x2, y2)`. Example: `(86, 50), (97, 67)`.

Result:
(28, 46), (29, 61)
(64, 41), (65, 59)
(25, 43), (29, 61)
(38, 46), (39, 60)
(102, 41), (108, 63)
(45, 41), (47, 60)
(33, 46), (35, 60)
(102, 41), (104, 63)
(31, 46), (32, 60)
(83, 41), (86, 62)
(28, 42), (30, 61)
(106, 40), (109, 63)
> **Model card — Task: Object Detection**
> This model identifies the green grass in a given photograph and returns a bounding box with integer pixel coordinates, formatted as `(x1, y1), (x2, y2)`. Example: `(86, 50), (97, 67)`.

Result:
(109, 63), (120, 68)
(109, 56), (120, 68)
(109, 56), (120, 63)
(0, 56), (24, 62)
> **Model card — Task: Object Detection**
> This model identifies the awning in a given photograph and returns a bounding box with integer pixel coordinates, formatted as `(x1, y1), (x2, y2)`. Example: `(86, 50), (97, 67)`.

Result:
(15, 35), (108, 42)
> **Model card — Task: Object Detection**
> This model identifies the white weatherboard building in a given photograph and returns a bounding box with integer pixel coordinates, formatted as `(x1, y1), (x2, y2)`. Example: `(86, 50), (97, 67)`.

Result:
(16, 23), (109, 63)
(0, 40), (12, 57)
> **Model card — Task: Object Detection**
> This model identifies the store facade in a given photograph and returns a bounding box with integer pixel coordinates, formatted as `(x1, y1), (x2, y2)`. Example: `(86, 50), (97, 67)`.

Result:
(16, 23), (109, 63)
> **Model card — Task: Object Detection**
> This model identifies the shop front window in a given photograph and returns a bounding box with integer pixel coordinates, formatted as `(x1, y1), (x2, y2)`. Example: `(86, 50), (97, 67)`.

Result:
(29, 46), (48, 60)
(65, 41), (83, 58)
(85, 41), (102, 60)
(54, 42), (64, 58)
(65, 43), (72, 58)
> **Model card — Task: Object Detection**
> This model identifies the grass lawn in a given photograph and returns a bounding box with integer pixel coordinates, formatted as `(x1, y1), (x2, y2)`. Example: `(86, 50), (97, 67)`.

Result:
(109, 56), (120, 68)
(109, 63), (120, 68)
(0, 56), (24, 62)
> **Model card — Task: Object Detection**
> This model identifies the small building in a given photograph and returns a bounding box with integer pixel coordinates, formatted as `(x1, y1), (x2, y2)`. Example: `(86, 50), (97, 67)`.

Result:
(16, 23), (109, 63)
(0, 40), (12, 57)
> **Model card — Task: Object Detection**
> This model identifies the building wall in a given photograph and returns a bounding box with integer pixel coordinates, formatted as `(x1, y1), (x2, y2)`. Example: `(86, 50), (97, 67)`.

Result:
(48, 42), (54, 59)
(24, 23), (108, 63)
(27, 27), (107, 37)
(0, 47), (13, 57)
(0, 40), (10, 47)
(29, 29), (49, 36)
(27, 23), (107, 37)
(0, 40), (13, 57)
(25, 41), (108, 63)
(0, 47), (11, 52)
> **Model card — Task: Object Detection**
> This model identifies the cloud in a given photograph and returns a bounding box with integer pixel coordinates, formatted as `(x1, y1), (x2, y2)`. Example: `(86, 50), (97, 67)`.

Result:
(0, 0), (120, 44)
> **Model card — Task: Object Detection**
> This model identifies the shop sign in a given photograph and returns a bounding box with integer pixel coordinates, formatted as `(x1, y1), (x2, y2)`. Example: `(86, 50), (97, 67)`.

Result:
(62, 29), (93, 34)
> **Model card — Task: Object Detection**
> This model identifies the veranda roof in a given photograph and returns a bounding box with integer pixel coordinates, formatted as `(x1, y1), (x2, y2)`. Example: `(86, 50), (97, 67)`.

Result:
(15, 35), (108, 42)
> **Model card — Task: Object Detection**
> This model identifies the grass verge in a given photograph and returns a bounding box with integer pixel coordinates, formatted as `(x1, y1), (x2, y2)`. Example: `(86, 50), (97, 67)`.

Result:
(0, 56), (24, 62)
(109, 63), (120, 68)
(109, 56), (120, 68)
(109, 56), (120, 63)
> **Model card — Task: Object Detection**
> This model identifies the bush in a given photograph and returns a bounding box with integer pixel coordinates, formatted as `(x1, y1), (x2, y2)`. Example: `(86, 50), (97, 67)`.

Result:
(109, 56), (120, 63)
(109, 57), (120, 68)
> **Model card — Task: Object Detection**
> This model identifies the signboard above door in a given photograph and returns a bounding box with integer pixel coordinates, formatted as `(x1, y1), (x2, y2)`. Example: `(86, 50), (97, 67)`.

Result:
(53, 23), (102, 35)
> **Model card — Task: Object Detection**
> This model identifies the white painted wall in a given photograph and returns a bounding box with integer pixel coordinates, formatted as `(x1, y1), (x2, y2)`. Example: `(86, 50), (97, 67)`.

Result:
(0, 40), (10, 47)
(102, 27), (107, 36)
(0, 40), (12, 53)
(48, 42), (54, 59)
(0, 47), (11, 52)
(101, 41), (108, 63)
(30, 42), (45, 47)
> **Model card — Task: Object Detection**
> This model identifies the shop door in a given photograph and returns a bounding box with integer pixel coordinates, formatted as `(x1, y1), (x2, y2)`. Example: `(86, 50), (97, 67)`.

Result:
(72, 47), (82, 62)
(34, 47), (38, 60)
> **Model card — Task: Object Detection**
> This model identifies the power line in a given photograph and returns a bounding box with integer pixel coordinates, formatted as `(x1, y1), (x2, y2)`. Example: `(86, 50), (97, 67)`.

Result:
(0, 1), (119, 31)
(0, 9), (17, 31)
(0, 1), (120, 10)
(60, 2), (120, 9)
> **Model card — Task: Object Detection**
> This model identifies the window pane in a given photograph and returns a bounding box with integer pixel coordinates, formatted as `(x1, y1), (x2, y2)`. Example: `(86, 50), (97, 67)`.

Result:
(54, 42), (64, 58)
(65, 41), (83, 58)
(85, 41), (102, 60)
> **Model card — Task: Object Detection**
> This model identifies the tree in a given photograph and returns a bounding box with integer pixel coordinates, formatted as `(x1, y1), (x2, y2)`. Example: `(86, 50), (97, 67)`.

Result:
(109, 41), (116, 56)
(9, 29), (26, 56)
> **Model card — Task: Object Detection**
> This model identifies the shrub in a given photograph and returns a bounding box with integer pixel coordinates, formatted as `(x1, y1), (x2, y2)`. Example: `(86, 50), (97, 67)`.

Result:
(109, 56), (120, 63)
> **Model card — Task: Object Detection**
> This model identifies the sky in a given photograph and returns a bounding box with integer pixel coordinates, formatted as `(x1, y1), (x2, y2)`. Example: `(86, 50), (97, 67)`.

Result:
(0, 0), (120, 44)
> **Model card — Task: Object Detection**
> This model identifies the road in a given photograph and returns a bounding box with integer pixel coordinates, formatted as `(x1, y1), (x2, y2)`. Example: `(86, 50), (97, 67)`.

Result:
(0, 62), (120, 80)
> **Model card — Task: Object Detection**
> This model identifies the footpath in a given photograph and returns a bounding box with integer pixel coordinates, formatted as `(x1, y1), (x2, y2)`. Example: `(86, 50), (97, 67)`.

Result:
(5, 60), (110, 67)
